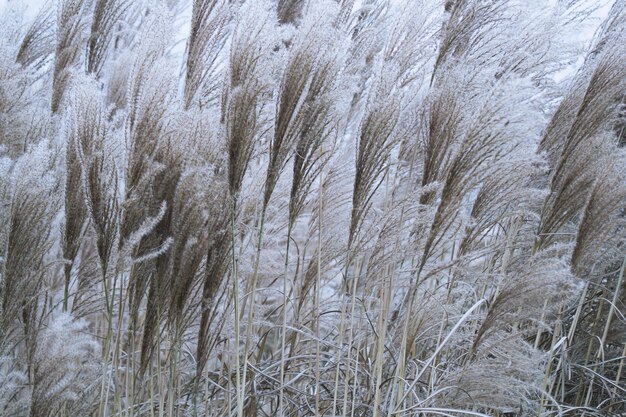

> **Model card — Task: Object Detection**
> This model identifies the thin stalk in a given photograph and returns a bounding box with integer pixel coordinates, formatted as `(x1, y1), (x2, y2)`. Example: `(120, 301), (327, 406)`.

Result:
(534, 299), (550, 349)
(373, 174), (409, 417)
(231, 201), (244, 417)
(168, 324), (182, 417)
(551, 281), (590, 398)
(372, 266), (393, 417)
(279, 223), (293, 417)
(63, 268), (71, 312)
(342, 257), (362, 417)
(129, 319), (137, 417)
(584, 256), (625, 407)
(112, 256), (127, 417)
(350, 344), (360, 417)
(598, 257), (625, 352)
(227, 340), (233, 417)
(97, 256), (114, 417)
(149, 365), (156, 417)
(392, 298), (487, 415)
(203, 363), (210, 416)
(392, 257), (418, 412)
(332, 255), (354, 415)
(609, 342), (626, 412)
(429, 314), (447, 395)
(315, 167), (324, 417)
(577, 291), (606, 406)
(158, 309), (165, 417)
(241, 206), (267, 410)
(538, 305), (563, 415)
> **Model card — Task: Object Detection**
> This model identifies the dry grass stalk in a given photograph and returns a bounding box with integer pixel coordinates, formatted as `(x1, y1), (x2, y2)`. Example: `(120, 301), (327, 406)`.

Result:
(264, 35), (316, 210)
(281, 49), (338, 393)
(1, 188), (50, 331)
(207, 9), (271, 414)
(277, 0), (305, 25)
(195, 188), (231, 378)
(0, 2), (625, 416)
(87, 0), (130, 77)
(0, 143), (59, 355)
(539, 4), (625, 163)
(417, 87), (461, 207)
(288, 53), (338, 227)
(51, 0), (87, 113)
(419, 90), (509, 271)
(432, 0), (507, 83)
(167, 176), (210, 333)
(538, 46), (625, 250)
(28, 314), (99, 417)
(571, 166), (626, 277)
(71, 87), (118, 284)
(554, 57), (625, 183)
(184, 0), (228, 109)
(136, 139), (184, 375)
(122, 38), (174, 248)
(336, 0), (355, 26)
(224, 13), (267, 199)
(16, 3), (54, 70)
(62, 105), (87, 312)
(348, 90), (399, 257)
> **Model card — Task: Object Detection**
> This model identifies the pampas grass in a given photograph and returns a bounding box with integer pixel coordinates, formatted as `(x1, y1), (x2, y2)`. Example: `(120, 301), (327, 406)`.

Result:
(0, 1), (625, 416)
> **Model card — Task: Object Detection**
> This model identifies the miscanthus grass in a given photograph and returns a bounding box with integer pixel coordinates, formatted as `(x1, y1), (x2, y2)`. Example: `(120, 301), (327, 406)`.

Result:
(0, 0), (625, 416)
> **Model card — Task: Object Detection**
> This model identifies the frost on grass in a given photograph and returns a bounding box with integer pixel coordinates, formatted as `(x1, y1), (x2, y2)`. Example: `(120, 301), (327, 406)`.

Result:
(0, 0), (625, 416)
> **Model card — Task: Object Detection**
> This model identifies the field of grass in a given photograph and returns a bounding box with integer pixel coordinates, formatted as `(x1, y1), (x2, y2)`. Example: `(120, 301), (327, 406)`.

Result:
(0, 0), (625, 416)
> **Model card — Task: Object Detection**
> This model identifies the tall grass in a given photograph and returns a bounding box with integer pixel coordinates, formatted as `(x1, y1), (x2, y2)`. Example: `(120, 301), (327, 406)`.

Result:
(0, 0), (625, 416)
